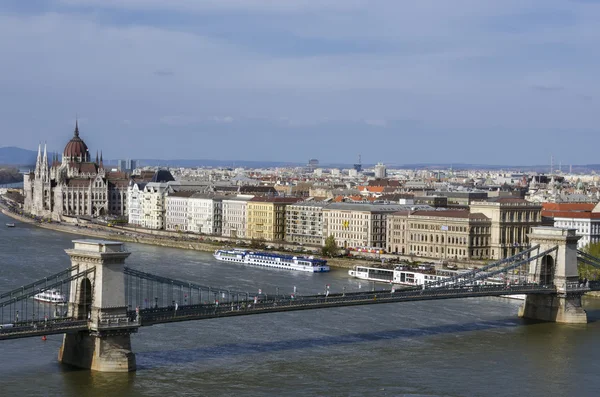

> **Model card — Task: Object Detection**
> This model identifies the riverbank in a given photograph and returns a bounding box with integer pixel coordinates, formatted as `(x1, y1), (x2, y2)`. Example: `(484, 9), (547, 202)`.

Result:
(0, 204), (366, 269)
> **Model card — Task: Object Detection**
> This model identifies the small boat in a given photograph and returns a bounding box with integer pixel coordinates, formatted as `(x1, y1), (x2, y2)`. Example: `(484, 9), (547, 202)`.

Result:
(33, 289), (67, 304)
(5, 223), (15, 228)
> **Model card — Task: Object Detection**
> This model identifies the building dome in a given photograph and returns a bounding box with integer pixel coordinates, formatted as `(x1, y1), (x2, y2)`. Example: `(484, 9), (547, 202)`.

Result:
(63, 120), (90, 162)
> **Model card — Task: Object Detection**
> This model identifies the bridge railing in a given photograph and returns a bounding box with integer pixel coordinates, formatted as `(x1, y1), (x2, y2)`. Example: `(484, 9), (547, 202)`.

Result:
(135, 283), (555, 325)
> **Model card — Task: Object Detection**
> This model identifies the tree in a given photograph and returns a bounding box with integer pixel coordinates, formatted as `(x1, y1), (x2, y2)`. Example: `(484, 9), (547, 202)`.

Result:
(321, 235), (339, 257)
(250, 238), (266, 250)
(579, 241), (600, 280)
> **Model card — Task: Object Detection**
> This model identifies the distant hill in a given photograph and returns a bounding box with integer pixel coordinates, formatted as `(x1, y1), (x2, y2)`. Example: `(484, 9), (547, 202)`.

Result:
(130, 159), (304, 169)
(0, 146), (58, 167)
(2, 146), (600, 172)
(0, 146), (38, 166)
(0, 167), (23, 184)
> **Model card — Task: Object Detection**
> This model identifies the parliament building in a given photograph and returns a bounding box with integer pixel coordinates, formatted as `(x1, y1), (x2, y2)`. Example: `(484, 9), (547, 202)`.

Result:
(23, 122), (129, 220)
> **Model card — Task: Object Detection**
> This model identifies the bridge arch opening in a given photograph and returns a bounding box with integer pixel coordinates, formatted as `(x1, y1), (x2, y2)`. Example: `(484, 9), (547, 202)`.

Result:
(540, 255), (554, 285)
(78, 277), (92, 320)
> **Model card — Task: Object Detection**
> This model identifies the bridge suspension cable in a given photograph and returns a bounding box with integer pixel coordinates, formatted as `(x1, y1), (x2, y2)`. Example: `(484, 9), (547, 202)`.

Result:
(0, 265), (80, 301)
(420, 244), (542, 289)
(577, 250), (600, 269)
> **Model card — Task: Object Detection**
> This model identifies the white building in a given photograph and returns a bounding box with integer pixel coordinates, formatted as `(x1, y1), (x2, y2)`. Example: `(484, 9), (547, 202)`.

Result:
(552, 202), (600, 249)
(127, 181), (146, 226)
(140, 182), (171, 229)
(374, 163), (387, 178)
(127, 170), (175, 230)
(187, 194), (224, 235)
(165, 191), (194, 232)
(222, 195), (254, 238)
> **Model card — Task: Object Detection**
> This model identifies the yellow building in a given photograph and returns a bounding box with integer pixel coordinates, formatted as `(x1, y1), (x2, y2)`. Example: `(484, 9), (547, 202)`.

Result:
(246, 197), (300, 242)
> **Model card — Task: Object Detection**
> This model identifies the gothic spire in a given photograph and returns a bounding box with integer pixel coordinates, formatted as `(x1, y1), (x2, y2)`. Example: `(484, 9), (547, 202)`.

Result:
(74, 118), (80, 138)
(100, 151), (104, 168)
(95, 150), (99, 164)
(35, 142), (42, 176)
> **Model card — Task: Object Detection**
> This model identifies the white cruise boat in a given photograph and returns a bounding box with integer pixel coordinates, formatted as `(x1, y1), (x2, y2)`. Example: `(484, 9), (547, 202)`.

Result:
(348, 264), (456, 286)
(33, 289), (67, 304)
(348, 265), (526, 299)
(214, 249), (330, 273)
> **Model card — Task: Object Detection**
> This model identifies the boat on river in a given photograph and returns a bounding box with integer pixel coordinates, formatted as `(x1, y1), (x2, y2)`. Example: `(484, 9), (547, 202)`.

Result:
(214, 249), (330, 272)
(33, 289), (67, 304)
(5, 223), (15, 228)
(348, 264), (461, 286)
(348, 265), (525, 299)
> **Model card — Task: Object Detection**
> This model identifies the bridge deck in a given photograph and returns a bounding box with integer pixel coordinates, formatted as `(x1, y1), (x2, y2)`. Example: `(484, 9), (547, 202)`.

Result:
(2, 282), (594, 340)
(138, 285), (555, 326)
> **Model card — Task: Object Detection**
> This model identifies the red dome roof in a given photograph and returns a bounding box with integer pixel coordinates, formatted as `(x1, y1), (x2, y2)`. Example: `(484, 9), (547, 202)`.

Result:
(63, 121), (89, 160)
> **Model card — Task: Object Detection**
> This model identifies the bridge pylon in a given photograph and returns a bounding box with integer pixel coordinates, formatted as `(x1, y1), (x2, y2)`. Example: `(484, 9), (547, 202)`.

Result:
(519, 227), (587, 324)
(58, 239), (138, 372)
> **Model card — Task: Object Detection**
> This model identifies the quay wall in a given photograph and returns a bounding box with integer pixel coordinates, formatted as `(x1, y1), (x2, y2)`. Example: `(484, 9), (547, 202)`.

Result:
(0, 200), (554, 273)
(1, 203), (366, 269)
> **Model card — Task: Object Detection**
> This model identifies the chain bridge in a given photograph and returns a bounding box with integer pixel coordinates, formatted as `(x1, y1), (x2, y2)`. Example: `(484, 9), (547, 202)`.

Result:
(1, 227), (598, 372)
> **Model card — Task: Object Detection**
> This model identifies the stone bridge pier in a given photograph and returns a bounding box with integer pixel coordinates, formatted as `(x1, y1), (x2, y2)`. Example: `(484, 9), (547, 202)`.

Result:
(518, 227), (587, 324)
(58, 240), (138, 372)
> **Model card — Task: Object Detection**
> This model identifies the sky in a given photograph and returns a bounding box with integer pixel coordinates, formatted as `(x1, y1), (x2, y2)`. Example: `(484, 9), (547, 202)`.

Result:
(0, 0), (598, 166)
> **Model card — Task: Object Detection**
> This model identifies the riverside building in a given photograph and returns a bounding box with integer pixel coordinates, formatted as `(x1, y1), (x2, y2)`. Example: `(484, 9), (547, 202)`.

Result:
(285, 201), (329, 245)
(386, 210), (491, 260)
(469, 198), (542, 259)
(222, 195), (254, 239)
(24, 122), (129, 220)
(322, 203), (405, 250)
(246, 197), (301, 242)
(542, 202), (600, 249)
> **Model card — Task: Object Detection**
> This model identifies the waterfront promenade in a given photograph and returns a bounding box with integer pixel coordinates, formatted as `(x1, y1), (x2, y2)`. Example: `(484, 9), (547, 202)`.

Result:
(0, 199), (361, 269)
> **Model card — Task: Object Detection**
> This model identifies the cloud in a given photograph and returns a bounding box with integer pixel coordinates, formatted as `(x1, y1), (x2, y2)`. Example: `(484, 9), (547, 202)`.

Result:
(364, 119), (387, 127)
(530, 85), (565, 92)
(154, 68), (175, 77)
(212, 116), (234, 123)
(57, 0), (367, 14)
(1, 1), (600, 164)
(159, 115), (202, 126)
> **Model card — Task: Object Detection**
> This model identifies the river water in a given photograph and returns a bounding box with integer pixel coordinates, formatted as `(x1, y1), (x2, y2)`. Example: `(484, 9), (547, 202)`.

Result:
(1, 211), (599, 397)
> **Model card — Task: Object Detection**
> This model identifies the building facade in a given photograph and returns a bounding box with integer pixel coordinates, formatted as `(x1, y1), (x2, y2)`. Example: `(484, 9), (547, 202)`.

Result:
(285, 201), (328, 245)
(386, 210), (491, 260)
(246, 197), (301, 241)
(542, 202), (600, 249)
(222, 195), (254, 238)
(127, 181), (146, 226)
(165, 191), (194, 232)
(139, 182), (171, 230)
(469, 198), (542, 259)
(187, 194), (223, 235)
(322, 203), (405, 249)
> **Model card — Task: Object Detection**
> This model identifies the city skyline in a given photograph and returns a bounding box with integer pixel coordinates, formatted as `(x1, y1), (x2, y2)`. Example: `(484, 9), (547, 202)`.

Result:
(0, 1), (598, 165)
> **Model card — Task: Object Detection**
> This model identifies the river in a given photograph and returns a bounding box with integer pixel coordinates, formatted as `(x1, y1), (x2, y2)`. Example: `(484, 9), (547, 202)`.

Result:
(1, 211), (599, 397)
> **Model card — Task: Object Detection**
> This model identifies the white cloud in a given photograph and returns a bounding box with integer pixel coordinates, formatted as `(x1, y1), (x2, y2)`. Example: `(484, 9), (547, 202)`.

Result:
(57, 0), (367, 14)
(1, 1), (599, 163)
(364, 119), (387, 127)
